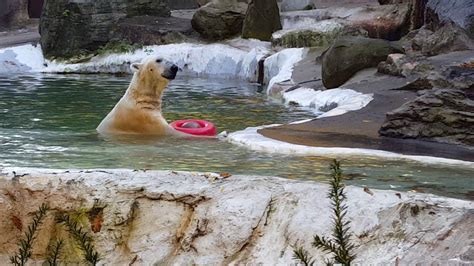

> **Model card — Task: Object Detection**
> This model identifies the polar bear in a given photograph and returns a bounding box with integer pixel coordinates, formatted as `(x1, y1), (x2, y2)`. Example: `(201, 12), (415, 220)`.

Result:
(96, 56), (180, 135)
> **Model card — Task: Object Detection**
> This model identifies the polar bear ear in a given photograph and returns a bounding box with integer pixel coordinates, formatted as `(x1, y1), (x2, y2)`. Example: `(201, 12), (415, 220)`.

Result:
(130, 63), (142, 72)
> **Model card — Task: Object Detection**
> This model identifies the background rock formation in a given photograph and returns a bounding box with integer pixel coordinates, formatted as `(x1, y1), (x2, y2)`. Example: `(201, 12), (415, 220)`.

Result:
(191, 0), (249, 40)
(39, 0), (170, 58)
(0, 0), (29, 29)
(242, 0), (282, 41)
(380, 88), (474, 146)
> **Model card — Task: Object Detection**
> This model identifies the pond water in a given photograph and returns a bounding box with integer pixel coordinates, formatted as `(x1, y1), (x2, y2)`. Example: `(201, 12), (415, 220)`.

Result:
(0, 74), (473, 199)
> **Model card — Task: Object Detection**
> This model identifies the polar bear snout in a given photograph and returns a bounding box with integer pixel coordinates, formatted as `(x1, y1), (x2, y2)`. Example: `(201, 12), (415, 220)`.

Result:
(161, 64), (179, 80)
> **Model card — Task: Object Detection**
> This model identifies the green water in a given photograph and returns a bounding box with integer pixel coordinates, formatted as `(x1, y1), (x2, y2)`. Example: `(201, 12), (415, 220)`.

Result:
(0, 74), (473, 199)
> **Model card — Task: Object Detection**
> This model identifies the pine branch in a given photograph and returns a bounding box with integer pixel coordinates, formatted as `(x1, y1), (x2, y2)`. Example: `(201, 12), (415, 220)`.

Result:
(313, 160), (356, 266)
(55, 214), (101, 265)
(45, 239), (64, 266)
(10, 203), (50, 266)
(312, 235), (338, 254)
(292, 245), (314, 266)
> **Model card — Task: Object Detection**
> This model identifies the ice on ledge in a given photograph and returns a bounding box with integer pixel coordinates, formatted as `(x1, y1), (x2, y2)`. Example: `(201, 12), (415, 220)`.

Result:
(282, 87), (374, 117)
(226, 126), (474, 167)
(263, 48), (307, 93)
(0, 43), (272, 82)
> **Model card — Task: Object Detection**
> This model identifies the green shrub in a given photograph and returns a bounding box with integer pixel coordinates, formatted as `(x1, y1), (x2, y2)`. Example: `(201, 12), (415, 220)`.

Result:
(293, 160), (356, 266)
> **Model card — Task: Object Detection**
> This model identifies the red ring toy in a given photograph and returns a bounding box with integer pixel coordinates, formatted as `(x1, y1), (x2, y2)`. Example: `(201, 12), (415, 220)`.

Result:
(170, 119), (217, 136)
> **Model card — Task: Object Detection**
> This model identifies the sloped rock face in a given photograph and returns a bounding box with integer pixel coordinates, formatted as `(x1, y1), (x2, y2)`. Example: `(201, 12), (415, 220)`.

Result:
(242, 0), (282, 41)
(426, 0), (474, 39)
(0, 169), (472, 265)
(116, 16), (194, 46)
(322, 36), (403, 88)
(191, 0), (249, 40)
(378, 0), (427, 30)
(280, 4), (412, 42)
(39, 0), (170, 58)
(380, 88), (474, 146)
(406, 22), (474, 56)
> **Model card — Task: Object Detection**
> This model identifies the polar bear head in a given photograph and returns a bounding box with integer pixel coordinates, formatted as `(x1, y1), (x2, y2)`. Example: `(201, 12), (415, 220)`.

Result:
(130, 56), (179, 86)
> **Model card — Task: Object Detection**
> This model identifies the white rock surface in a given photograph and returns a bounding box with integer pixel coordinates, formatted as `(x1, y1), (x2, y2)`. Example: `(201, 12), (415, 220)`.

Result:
(0, 168), (472, 265)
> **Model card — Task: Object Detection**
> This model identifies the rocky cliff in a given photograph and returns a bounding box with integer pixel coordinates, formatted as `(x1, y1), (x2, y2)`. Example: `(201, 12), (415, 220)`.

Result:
(39, 0), (170, 58)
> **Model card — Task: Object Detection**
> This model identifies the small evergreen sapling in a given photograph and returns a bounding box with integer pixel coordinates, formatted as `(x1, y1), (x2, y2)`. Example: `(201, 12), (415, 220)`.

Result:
(10, 203), (50, 266)
(293, 160), (356, 266)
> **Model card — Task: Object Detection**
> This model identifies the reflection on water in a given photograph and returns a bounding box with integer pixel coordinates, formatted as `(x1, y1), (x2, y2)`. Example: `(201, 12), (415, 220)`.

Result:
(0, 74), (473, 199)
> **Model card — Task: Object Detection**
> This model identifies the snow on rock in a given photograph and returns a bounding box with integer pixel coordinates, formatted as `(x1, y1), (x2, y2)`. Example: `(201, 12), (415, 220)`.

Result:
(274, 19), (344, 38)
(264, 48), (307, 93)
(282, 87), (374, 117)
(0, 168), (471, 265)
(226, 126), (474, 167)
(45, 43), (270, 81)
(0, 44), (45, 72)
(0, 42), (271, 82)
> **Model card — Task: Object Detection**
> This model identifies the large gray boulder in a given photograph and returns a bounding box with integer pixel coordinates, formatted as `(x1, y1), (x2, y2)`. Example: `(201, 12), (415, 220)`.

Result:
(380, 88), (474, 146)
(40, 0), (170, 58)
(322, 36), (403, 88)
(242, 0), (282, 41)
(191, 0), (249, 40)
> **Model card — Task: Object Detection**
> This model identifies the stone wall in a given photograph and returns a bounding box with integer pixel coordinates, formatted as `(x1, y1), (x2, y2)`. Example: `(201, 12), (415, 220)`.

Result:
(0, 0), (29, 29)
(39, 0), (170, 58)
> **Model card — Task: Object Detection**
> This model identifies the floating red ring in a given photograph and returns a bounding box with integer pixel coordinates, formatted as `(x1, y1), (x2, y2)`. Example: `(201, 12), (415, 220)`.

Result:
(170, 119), (217, 136)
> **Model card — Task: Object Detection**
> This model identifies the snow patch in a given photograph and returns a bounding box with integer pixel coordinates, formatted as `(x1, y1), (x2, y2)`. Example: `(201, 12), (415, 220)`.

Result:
(264, 48), (306, 93)
(283, 87), (373, 117)
(227, 126), (474, 167)
(0, 44), (45, 72)
(275, 20), (344, 38)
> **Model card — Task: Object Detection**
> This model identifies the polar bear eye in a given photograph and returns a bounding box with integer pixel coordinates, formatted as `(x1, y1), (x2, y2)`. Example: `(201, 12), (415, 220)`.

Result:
(156, 58), (163, 63)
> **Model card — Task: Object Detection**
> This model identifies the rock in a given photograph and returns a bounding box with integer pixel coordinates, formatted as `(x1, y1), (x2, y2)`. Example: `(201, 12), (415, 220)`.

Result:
(168, 0), (199, 10)
(0, 0), (29, 29)
(280, 4), (412, 41)
(242, 0), (282, 41)
(378, 0), (428, 30)
(272, 20), (367, 48)
(115, 16), (194, 46)
(279, 0), (378, 11)
(0, 169), (472, 264)
(380, 88), (474, 146)
(197, 0), (212, 6)
(278, 0), (314, 11)
(378, 53), (411, 76)
(322, 36), (404, 89)
(191, 0), (249, 40)
(349, 4), (411, 40)
(426, 0), (474, 39)
(408, 23), (474, 56)
(39, 0), (171, 58)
